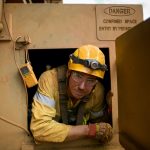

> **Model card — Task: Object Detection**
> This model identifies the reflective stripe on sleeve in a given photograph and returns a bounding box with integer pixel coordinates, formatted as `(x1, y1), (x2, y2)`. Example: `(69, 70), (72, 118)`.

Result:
(33, 92), (55, 108)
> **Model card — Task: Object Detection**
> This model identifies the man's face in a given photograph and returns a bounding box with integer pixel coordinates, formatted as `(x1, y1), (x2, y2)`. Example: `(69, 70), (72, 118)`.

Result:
(68, 71), (98, 100)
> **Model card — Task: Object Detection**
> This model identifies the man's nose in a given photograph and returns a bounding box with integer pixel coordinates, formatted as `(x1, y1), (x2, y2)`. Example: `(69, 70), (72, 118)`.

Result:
(78, 80), (86, 89)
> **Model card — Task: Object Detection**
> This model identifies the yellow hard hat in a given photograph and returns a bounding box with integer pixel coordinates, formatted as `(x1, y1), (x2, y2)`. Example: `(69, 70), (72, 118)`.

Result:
(68, 45), (107, 79)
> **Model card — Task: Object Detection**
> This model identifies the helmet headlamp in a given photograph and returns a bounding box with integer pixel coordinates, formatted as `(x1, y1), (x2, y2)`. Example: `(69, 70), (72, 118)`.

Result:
(70, 54), (108, 71)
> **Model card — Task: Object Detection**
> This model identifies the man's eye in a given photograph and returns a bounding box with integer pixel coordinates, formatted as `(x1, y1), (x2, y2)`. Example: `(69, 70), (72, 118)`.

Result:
(73, 72), (82, 79)
(76, 73), (82, 78)
(87, 79), (94, 82)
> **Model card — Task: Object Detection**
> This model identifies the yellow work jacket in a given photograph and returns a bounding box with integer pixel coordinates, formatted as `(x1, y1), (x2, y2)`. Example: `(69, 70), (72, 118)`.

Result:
(30, 68), (104, 143)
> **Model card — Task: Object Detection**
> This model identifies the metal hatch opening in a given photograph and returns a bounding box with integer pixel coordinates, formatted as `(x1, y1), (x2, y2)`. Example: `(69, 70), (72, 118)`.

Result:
(27, 48), (112, 130)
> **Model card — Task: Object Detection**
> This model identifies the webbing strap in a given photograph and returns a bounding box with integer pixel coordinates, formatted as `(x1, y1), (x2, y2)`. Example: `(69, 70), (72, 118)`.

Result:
(57, 65), (68, 124)
(76, 96), (89, 125)
(76, 102), (85, 125)
(70, 54), (108, 71)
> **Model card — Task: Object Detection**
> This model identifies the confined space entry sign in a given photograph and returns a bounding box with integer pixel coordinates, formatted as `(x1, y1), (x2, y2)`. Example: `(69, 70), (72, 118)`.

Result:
(96, 5), (143, 41)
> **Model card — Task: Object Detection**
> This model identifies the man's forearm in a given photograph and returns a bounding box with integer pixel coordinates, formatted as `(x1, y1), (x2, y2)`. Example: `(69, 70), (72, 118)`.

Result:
(65, 125), (89, 141)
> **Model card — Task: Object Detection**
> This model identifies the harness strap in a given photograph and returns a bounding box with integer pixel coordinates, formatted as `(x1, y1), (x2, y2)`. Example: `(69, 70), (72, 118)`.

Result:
(76, 95), (89, 125)
(57, 65), (68, 124)
(76, 102), (85, 125)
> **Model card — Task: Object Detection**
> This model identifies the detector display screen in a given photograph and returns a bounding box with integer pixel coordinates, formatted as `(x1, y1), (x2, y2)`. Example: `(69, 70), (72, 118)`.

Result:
(20, 66), (30, 75)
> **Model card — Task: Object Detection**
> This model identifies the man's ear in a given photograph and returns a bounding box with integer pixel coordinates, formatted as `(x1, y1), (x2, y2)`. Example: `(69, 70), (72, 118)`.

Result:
(66, 70), (71, 78)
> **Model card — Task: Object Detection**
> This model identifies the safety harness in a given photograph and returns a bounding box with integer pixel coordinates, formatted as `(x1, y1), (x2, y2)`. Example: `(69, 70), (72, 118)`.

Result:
(57, 65), (89, 125)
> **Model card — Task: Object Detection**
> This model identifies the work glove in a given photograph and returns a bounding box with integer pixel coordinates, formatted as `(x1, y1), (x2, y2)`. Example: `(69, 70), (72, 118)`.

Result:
(88, 122), (113, 144)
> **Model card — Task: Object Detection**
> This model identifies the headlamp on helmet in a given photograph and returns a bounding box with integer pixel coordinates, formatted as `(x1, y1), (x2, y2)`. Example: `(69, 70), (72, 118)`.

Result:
(70, 54), (108, 71)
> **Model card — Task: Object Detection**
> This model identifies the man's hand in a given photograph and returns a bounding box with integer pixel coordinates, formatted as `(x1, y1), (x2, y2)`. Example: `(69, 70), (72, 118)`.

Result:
(88, 122), (113, 144)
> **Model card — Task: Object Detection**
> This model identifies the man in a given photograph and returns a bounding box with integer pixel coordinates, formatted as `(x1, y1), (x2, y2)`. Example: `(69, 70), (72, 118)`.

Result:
(30, 44), (113, 144)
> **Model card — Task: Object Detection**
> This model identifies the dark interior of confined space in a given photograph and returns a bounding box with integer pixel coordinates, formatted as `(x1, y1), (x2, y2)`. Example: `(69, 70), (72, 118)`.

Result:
(27, 48), (112, 129)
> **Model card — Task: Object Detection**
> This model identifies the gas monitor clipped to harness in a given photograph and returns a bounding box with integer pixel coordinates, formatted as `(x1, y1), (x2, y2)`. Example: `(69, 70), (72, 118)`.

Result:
(20, 62), (38, 88)
(16, 36), (38, 88)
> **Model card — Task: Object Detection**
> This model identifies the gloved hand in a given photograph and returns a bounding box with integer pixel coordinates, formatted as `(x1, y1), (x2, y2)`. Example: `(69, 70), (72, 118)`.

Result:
(88, 122), (113, 144)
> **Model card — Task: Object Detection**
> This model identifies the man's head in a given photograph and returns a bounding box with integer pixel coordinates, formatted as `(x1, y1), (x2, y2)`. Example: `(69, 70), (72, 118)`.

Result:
(67, 45), (107, 100)
(68, 44), (107, 79)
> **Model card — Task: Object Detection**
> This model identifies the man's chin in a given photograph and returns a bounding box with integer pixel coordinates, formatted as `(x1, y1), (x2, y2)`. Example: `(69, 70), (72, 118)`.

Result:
(73, 94), (84, 100)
